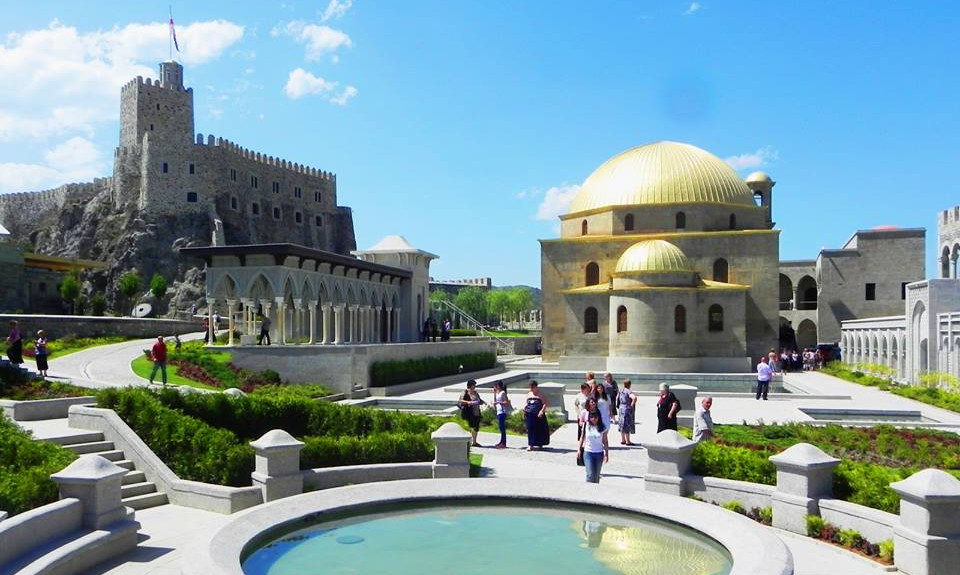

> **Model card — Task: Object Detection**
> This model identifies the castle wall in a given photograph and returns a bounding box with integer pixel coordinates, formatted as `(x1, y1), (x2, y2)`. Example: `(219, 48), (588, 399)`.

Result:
(0, 181), (104, 238)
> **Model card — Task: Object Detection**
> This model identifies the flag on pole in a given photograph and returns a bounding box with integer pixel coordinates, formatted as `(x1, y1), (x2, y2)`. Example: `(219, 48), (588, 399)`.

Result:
(169, 7), (180, 53)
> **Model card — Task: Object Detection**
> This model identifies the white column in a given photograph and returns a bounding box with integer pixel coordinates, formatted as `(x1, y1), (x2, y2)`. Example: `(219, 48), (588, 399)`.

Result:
(393, 307), (402, 342)
(348, 306), (357, 343)
(206, 298), (216, 344)
(321, 304), (331, 344)
(386, 307), (393, 343)
(275, 298), (286, 345)
(226, 299), (237, 346)
(293, 299), (303, 344)
(308, 303), (317, 344)
(333, 304), (343, 344)
(374, 308), (381, 343)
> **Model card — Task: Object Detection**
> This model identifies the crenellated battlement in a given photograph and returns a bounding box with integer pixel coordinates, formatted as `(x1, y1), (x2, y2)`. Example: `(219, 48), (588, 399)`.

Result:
(0, 179), (107, 225)
(194, 133), (336, 183)
(120, 73), (193, 95)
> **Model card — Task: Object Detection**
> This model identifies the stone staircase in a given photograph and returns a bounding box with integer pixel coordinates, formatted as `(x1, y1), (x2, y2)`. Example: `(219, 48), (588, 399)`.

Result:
(47, 431), (168, 510)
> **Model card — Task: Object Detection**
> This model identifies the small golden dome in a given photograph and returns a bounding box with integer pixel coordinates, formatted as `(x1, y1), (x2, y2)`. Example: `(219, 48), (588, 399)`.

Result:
(567, 141), (755, 215)
(745, 171), (773, 184)
(615, 240), (693, 274)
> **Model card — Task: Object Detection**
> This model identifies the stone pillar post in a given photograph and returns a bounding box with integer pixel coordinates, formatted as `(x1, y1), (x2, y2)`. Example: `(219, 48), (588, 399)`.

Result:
(348, 305), (357, 343)
(386, 307), (393, 343)
(292, 299), (303, 344)
(50, 455), (130, 529)
(769, 443), (840, 535)
(891, 469), (960, 575)
(670, 384), (698, 429)
(321, 304), (331, 344)
(275, 298), (286, 345)
(537, 382), (568, 420)
(240, 299), (253, 335)
(226, 299), (237, 346)
(333, 304), (343, 344)
(250, 430), (305, 503)
(394, 307), (402, 342)
(307, 303), (317, 344)
(643, 430), (696, 496)
(206, 298), (216, 344)
(358, 306), (366, 343)
(431, 422), (471, 479)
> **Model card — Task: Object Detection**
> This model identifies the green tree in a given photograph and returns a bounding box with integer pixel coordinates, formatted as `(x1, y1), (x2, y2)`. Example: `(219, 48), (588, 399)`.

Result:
(506, 287), (534, 322)
(150, 273), (168, 300)
(429, 289), (452, 305)
(90, 294), (108, 316)
(487, 290), (510, 325)
(454, 286), (488, 324)
(118, 271), (142, 316)
(58, 273), (81, 315)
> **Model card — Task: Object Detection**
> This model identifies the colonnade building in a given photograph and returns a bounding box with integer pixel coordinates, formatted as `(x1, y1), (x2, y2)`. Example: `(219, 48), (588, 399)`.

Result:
(180, 235), (436, 346)
(841, 207), (960, 383)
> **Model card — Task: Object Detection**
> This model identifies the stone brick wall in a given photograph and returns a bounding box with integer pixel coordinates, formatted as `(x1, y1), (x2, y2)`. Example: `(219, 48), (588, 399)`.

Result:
(0, 314), (200, 339)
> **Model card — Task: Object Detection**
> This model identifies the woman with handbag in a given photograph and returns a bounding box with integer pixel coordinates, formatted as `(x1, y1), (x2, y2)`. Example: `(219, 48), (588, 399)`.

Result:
(492, 381), (510, 449)
(578, 410), (609, 483)
(458, 380), (485, 447)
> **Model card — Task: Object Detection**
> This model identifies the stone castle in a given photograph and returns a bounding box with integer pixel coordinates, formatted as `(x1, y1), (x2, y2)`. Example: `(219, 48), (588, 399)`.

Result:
(0, 61), (357, 311)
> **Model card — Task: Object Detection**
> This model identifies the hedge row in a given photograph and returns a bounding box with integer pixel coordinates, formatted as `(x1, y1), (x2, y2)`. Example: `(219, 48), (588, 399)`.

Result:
(369, 353), (497, 387)
(821, 363), (960, 413)
(0, 414), (76, 515)
(95, 388), (442, 485)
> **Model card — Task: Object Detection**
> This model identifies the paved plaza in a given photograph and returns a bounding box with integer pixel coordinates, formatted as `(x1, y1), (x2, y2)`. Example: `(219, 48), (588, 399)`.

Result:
(14, 337), (952, 575)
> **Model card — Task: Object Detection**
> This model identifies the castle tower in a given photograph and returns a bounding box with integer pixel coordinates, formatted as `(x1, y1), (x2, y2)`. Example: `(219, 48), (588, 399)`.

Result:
(119, 61), (194, 149)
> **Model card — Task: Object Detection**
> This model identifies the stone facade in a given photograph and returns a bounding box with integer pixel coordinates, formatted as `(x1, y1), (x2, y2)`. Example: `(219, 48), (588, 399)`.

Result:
(0, 61), (357, 312)
(780, 228), (925, 349)
(937, 206), (960, 278)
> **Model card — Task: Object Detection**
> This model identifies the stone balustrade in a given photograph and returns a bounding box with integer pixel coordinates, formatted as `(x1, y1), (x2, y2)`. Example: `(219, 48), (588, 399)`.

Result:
(769, 443), (840, 534)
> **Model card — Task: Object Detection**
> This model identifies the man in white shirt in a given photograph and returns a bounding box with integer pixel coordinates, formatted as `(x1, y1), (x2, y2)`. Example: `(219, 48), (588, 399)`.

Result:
(756, 356), (773, 400)
(693, 397), (714, 442)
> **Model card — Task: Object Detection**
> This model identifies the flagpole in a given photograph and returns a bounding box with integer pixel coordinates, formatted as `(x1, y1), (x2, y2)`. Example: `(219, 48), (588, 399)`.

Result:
(168, 6), (173, 61)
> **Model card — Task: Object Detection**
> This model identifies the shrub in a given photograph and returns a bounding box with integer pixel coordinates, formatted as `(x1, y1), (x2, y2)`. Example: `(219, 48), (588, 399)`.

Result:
(301, 433), (434, 468)
(722, 500), (746, 514)
(838, 528), (863, 549)
(691, 441), (776, 485)
(748, 506), (773, 525)
(91, 294), (108, 316)
(369, 353), (497, 387)
(878, 539), (894, 562)
(250, 384), (332, 400)
(806, 515), (826, 538)
(450, 329), (477, 337)
(0, 414), (76, 515)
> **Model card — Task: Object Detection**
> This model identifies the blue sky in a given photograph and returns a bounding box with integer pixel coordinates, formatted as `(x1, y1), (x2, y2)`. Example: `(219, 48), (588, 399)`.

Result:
(1, 1), (958, 287)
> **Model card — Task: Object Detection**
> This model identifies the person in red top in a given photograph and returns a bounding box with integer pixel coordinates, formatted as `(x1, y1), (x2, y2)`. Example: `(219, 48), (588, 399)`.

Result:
(149, 336), (168, 386)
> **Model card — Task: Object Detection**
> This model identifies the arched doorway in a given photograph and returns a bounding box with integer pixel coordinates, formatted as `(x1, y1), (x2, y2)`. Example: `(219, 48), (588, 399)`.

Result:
(779, 274), (794, 310)
(796, 275), (818, 310)
(796, 319), (817, 351)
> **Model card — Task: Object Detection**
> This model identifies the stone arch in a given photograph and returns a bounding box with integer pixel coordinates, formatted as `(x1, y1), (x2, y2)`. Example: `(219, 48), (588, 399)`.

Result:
(942, 245), (951, 278)
(624, 213), (635, 232)
(675, 212), (686, 229)
(247, 273), (276, 304)
(796, 275), (818, 310)
(891, 335), (899, 375)
(585, 262), (600, 286)
(779, 274), (794, 310)
(584, 307), (598, 333)
(713, 258), (729, 283)
(953, 243), (960, 279)
(301, 279), (315, 303)
(796, 319), (817, 351)
(212, 273), (239, 299)
(880, 335), (888, 366)
(871, 333), (879, 361)
(912, 299), (928, 377)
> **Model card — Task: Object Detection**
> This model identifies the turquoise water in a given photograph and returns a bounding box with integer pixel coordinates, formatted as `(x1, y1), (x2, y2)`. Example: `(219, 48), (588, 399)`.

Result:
(242, 503), (732, 575)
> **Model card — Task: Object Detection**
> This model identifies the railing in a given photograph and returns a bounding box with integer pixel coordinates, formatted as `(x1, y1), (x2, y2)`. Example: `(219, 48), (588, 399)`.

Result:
(431, 300), (515, 355)
(780, 300), (818, 311)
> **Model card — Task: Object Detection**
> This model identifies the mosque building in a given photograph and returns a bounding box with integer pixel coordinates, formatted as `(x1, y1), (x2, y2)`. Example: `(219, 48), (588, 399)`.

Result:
(539, 141), (781, 372)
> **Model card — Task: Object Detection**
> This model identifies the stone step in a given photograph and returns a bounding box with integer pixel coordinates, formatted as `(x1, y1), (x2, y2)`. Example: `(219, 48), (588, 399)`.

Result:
(114, 459), (136, 471)
(87, 449), (125, 462)
(122, 470), (146, 485)
(122, 491), (168, 510)
(121, 481), (157, 499)
(63, 440), (115, 455)
(44, 431), (105, 446)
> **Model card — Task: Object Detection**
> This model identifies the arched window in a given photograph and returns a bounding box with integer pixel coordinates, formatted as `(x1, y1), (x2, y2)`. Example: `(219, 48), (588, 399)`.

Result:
(674, 305), (686, 333)
(584, 307), (599, 333)
(585, 262), (600, 286)
(624, 214), (635, 232)
(581, 220), (588, 236)
(713, 258), (729, 283)
(729, 213), (737, 229)
(708, 304), (724, 332)
(675, 212), (686, 229)
(617, 306), (628, 333)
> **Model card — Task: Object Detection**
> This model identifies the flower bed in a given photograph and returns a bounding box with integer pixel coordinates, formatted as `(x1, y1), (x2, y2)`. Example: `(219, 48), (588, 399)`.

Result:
(806, 516), (894, 565)
(0, 379), (92, 401)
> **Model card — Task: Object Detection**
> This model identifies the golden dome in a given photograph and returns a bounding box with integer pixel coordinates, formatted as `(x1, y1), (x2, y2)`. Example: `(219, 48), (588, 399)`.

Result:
(615, 240), (693, 274)
(745, 171), (773, 184)
(567, 141), (755, 215)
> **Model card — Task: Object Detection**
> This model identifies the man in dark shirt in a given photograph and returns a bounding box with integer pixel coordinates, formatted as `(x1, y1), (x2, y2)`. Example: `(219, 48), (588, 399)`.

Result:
(656, 383), (681, 433)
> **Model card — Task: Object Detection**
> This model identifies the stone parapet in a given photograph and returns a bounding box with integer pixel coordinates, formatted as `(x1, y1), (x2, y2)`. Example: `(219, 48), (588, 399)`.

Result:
(769, 443), (840, 534)
(891, 469), (960, 575)
(430, 422), (471, 478)
(643, 430), (696, 496)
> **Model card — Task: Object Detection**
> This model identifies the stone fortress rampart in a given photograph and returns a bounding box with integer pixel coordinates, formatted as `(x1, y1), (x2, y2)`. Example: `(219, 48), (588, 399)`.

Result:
(0, 180), (106, 236)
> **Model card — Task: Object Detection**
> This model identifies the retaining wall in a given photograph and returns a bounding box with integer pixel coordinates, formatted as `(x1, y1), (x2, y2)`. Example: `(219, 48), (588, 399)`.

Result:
(302, 462), (433, 491)
(0, 314), (200, 339)
(1, 396), (96, 421)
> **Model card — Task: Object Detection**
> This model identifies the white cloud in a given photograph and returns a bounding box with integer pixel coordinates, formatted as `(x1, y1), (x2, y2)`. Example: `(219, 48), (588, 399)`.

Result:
(0, 136), (106, 192)
(724, 146), (779, 170)
(283, 68), (356, 105)
(273, 21), (351, 60)
(683, 2), (701, 15)
(536, 185), (580, 221)
(0, 19), (244, 142)
(321, 0), (353, 22)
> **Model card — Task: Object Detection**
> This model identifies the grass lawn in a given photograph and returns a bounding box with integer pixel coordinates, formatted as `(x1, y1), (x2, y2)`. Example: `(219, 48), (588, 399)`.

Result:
(469, 452), (483, 477)
(130, 355), (219, 390)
